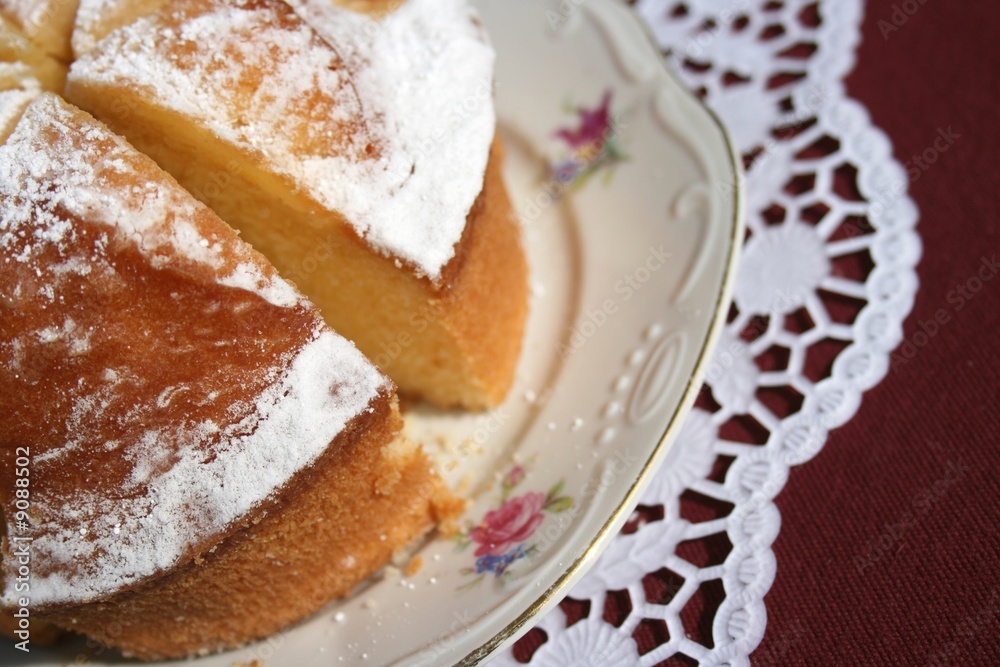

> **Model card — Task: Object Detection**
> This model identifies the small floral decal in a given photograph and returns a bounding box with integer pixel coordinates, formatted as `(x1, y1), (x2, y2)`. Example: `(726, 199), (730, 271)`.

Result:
(548, 90), (627, 191)
(453, 464), (573, 589)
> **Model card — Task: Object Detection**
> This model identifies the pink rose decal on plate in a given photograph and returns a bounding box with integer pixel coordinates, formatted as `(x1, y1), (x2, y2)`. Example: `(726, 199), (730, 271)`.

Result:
(470, 492), (546, 558)
(453, 463), (574, 589)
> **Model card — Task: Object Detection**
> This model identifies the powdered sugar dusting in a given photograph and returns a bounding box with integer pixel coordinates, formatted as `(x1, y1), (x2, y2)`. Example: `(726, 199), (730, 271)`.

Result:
(72, 0), (141, 56)
(33, 317), (92, 355)
(219, 261), (300, 308)
(6, 326), (385, 606)
(0, 93), (303, 308)
(69, 0), (496, 282)
(289, 0), (496, 279)
(0, 90), (37, 137)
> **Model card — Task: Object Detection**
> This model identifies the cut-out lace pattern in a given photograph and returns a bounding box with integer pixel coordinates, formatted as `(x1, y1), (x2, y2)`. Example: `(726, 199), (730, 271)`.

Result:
(495, 1), (920, 664)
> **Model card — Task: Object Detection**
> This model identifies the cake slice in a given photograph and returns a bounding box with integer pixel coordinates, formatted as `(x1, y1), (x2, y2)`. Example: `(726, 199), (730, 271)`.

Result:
(66, 0), (529, 409)
(0, 93), (461, 659)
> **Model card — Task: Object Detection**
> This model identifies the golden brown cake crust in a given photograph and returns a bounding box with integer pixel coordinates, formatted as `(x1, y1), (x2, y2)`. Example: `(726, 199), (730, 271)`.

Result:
(427, 137), (529, 407)
(36, 397), (460, 660)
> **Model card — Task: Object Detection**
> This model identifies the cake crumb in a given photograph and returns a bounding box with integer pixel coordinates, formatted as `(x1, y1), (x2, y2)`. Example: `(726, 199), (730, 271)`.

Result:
(405, 555), (423, 577)
(436, 516), (461, 538)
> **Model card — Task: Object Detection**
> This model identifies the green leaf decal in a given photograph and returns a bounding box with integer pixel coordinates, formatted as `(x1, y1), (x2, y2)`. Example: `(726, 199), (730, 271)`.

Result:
(545, 497), (574, 513)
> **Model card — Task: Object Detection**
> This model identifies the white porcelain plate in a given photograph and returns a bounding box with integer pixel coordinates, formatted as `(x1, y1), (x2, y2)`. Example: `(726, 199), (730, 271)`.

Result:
(5, 1), (742, 665)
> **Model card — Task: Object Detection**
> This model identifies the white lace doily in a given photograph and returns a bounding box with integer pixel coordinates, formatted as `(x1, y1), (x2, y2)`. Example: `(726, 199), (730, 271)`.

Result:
(493, 0), (921, 664)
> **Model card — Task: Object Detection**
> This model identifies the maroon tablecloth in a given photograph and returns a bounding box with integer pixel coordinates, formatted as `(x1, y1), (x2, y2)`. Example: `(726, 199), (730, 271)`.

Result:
(755, 1), (1000, 664)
